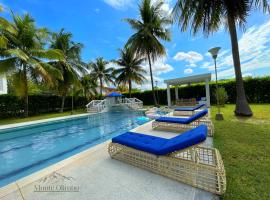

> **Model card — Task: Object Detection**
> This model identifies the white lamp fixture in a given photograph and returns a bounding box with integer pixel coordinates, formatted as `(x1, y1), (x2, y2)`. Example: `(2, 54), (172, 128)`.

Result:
(208, 47), (223, 120)
(208, 47), (221, 59)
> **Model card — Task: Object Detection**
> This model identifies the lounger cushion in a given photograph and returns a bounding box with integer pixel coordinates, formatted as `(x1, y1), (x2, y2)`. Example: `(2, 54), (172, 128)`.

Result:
(156, 109), (208, 124)
(112, 125), (207, 155)
(174, 104), (205, 111)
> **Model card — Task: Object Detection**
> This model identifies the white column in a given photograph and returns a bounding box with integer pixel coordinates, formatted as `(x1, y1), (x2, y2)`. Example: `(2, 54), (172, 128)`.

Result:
(175, 86), (179, 100)
(167, 84), (171, 107)
(205, 79), (210, 107)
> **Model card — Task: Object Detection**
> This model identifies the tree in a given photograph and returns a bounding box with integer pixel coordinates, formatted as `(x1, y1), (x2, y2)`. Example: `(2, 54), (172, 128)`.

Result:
(0, 13), (63, 117)
(114, 47), (146, 97)
(80, 75), (98, 100)
(125, 0), (171, 105)
(50, 29), (86, 112)
(89, 57), (115, 96)
(172, 0), (270, 116)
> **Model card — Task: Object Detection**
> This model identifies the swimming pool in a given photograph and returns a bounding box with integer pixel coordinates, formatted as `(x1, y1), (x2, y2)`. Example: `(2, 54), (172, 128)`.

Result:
(0, 110), (148, 188)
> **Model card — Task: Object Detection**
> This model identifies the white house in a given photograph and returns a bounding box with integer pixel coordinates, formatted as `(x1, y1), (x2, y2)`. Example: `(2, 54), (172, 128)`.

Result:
(0, 74), (7, 94)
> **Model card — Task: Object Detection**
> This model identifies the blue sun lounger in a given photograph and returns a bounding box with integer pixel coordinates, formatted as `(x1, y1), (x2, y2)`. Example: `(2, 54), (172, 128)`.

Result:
(108, 125), (226, 195)
(174, 104), (206, 116)
(152, 109), (214, 136)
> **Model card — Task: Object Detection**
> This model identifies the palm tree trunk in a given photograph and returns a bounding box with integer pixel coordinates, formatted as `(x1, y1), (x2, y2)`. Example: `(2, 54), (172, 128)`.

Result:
(128, 79), (132, 98)
(147, 52), (157, 106)
(227, 15), (253, 116)
(99, 77), (103, 97)
(23, 64), (28, 117)
(60, 94), (66, 113)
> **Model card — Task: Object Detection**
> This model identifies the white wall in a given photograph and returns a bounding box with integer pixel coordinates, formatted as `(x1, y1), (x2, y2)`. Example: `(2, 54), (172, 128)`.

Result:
(0, 74), (8, 94)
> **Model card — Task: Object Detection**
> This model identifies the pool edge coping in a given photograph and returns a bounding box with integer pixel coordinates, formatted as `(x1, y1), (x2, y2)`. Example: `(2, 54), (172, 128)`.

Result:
(0, 111), (151, 199)
(0, 112), (98, 131)
(0, 138), (110, 199)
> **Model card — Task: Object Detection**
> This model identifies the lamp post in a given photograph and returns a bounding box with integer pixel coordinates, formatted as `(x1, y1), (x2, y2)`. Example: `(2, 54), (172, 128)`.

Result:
(208, 47), (224, 120)
(155, 80), (159, 107)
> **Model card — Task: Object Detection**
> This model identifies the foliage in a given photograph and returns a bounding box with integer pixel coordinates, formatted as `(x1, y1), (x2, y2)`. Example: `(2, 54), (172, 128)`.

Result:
(125, 0), (171, 104)
(79, 75), (98, 100)
(215, 87), (228, 106)
(49, 29), (86, 112)
(89, 57), (115, 96)
(116, 84), (129, 93)
(0, 94), (87, 119)
(125, 76), (270, 105)
(114, 46), (146, 97)
(0, 13), (63, 117)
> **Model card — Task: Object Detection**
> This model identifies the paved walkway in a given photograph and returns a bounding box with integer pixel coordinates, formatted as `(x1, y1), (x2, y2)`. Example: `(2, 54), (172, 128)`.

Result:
(0, 122), (218, 200)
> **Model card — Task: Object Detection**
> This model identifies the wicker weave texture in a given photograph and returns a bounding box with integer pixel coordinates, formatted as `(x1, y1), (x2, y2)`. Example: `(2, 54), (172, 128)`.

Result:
(152, 119), (214, 136)
(108, 143), (226, 195)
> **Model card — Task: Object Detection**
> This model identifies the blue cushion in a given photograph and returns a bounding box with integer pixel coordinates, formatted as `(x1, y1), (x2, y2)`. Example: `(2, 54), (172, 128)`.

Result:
(112, 125), (207, 155)
(174, 104), (205, 111)
(156, 109), (208, 124)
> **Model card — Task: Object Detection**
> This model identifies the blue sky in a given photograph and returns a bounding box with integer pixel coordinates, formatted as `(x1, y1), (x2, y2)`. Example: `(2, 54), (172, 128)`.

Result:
(1, 0), (270, 89)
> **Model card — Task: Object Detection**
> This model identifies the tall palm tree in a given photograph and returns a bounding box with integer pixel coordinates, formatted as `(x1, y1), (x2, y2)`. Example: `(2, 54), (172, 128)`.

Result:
(89, 57), (115, 96)
(114, 47), (146, 97)
(0, 13), (63, 117)
(50, 29), (86, 112)
(173, 0), (270, 116)
(80, 75), (98, 100)
(125, 0), (171, 105)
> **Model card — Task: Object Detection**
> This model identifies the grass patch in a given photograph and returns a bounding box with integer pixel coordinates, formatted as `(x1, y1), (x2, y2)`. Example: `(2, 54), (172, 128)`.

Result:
(212, 104), (270, 200)
(0, 109), (86, 125)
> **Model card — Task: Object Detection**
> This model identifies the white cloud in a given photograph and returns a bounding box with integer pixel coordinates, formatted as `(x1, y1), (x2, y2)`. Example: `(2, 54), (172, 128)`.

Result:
(137, 57), (173, 90)
(206, 20), (270, 79)
(103, 0), (134, 9)
(142, 57), (174, 75)
(152, 0), (173, 15)
(173, 51), (204, 67)
(134, 74), (165, 90)
(184, 68), (193, 74)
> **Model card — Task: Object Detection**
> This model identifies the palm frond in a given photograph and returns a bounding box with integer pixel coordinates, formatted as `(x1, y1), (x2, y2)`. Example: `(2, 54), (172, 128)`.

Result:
(31, 49), (64, 61)
(0, 57), (17, 73)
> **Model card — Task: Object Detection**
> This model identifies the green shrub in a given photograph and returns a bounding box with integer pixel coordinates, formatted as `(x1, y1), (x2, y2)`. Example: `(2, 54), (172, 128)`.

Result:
(0, 95), (87, 119)
(124, 76), (270, 105)
(215, 87), (228, 106)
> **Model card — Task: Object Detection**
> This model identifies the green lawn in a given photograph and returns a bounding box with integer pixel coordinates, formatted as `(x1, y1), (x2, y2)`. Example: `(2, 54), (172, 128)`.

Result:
(212, 104), (270, 200)
(0, 109), (86, 125)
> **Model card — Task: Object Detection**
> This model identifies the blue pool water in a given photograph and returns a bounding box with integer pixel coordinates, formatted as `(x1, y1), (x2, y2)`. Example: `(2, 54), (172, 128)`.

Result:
(0, 110), (148, 188)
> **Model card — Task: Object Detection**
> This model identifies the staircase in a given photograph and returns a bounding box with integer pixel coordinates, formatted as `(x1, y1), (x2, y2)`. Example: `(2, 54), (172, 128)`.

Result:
(86, 98), (143, 113)
(86, 99), (107, 113)
(122, 98), (143, 110)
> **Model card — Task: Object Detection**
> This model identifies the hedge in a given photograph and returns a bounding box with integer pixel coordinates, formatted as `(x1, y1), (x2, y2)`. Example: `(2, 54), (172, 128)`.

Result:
(125, 76), (270, 105)
(0, 95), (87, 119)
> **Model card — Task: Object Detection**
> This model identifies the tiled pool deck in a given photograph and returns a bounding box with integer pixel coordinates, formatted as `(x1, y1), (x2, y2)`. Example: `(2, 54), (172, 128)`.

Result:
(0, 114), (218, 200)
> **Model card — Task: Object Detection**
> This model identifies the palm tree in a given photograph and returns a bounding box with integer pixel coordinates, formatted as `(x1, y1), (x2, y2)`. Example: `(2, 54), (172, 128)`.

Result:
(114, 47), (146, 97)
(50, 29), (86, 112)
(125, 0), (171, 105)
(172, 0), (270, 116)
(89, 57), (115, 96)
(0, 13), (63, 117)
(80, 75), (98, 100)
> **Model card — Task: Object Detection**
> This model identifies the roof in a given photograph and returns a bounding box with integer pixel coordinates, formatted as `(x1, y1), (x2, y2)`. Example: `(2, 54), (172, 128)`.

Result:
(106, 92), (123, 97)
(164, 73), (211, 85)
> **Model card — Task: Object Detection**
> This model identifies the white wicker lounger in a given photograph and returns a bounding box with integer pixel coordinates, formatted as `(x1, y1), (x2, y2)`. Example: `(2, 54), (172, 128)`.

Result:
(173, 104), (207, 116)
(152, 118), (214, 137)
(173, 109), (209, 116)
(108, 142), (226, 195)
